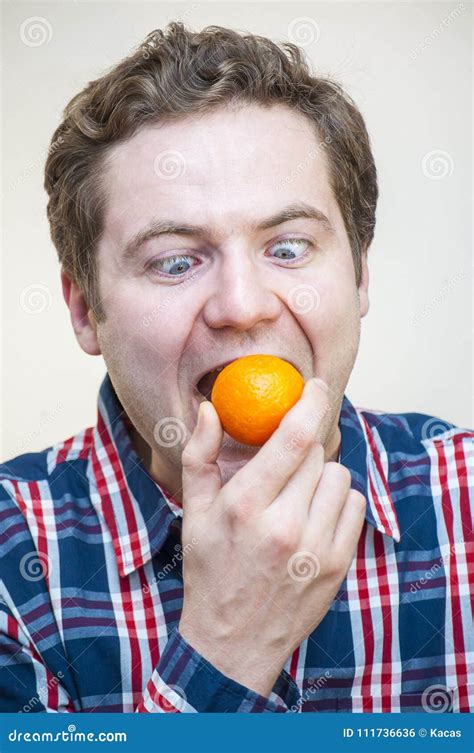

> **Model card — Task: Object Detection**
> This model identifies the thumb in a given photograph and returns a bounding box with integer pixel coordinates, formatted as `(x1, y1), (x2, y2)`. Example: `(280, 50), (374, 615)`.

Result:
(181, 400), (223, 513)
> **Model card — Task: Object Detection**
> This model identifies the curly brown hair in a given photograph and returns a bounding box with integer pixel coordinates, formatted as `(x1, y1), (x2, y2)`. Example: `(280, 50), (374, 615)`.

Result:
(44, 21), (378, 323)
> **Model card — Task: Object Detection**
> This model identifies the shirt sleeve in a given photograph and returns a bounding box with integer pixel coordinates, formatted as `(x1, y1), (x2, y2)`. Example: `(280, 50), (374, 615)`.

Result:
(1, 599), (300, 713)
(0, 599), (76, 713)
(135, 627), (301, 713)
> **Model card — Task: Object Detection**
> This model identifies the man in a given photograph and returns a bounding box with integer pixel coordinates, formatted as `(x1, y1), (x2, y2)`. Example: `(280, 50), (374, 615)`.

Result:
(1, 22), (472, 713)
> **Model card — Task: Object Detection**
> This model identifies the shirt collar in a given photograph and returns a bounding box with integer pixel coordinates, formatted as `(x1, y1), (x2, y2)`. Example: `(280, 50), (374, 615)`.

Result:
(339, 395), (401, 544)
(89, 373), (400, 579)
(88, 372), (183, 578)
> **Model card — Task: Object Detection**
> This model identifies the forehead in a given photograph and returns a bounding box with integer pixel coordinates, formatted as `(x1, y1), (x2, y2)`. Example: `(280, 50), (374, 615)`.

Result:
(100, 103), (338, 241)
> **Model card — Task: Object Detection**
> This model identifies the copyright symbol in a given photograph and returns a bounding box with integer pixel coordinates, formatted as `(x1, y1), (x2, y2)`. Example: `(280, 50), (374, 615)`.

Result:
(418, 728), (427, 737)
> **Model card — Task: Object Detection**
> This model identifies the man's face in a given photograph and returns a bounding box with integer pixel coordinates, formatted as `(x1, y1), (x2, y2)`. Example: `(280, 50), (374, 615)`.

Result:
(76, 104), (369, 492)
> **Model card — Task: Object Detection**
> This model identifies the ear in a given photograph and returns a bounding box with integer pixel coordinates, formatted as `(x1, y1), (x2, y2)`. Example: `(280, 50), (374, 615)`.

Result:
(61, 269), (102, 356)
(358, 245), (370, 319)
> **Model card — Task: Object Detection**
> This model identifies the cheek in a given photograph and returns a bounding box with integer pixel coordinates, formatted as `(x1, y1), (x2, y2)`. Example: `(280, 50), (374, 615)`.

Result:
(97, 282), (192, 364)
(289, 269), (359, 349)
(142, 313), (189, 364)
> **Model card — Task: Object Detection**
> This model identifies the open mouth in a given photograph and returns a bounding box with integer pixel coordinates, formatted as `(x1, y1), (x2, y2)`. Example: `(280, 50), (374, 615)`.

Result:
(193, 355), (301, 402)
(195, 363), (230, 400)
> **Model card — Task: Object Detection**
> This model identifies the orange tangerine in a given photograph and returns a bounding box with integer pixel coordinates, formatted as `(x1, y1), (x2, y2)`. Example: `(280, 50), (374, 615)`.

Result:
(210, 354), (305, 446)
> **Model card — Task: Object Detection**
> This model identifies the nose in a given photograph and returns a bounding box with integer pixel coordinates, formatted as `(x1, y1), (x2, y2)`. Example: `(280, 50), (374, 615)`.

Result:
(202, 248), (282, 331)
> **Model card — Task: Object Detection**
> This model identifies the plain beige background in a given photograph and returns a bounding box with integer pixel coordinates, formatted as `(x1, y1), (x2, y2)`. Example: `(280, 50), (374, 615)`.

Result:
(2, 1), (472, 462)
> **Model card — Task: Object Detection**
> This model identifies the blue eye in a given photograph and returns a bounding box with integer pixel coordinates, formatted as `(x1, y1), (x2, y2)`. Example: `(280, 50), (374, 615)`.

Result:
(149, 254), (195, 276)
(148, 237), (312, 280)
(267, 238), (310, 262)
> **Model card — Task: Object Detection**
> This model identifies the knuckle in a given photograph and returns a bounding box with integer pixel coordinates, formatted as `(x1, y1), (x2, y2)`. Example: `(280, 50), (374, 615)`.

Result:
(339, 465), (352, 487)
(225, 497), (253, 527)
(324, 555), (343, 579)
(268, 522), (299, 555)
(281, 418), (313, 452)
(181, 443), (199, 467)
(321, 460), (338, 476)
(323, 461), (351, 487)
(315, 441), (325, 458)
(350, 490), (367, 509)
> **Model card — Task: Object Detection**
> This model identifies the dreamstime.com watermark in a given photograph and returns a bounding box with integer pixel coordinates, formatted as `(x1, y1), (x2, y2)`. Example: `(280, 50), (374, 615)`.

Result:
(275, 399), (332, 460)
(289, 670), (332, 712)
(142, 269), (199, 327)
(8, 724), (127, 744)
(14, 401), (63, 456)
(7, 134), (64, 194)
(409, 269), (466, 327)
(21, 672), (64, 713)
(142, 538), (198, 595)
(409, 2), (466, 61)
(278, 136), (332, 190)
(407, 542), (463, 597)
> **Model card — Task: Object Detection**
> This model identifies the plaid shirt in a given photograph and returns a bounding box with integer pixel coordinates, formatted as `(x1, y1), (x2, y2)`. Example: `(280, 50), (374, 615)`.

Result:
(0, 372), (472, 713)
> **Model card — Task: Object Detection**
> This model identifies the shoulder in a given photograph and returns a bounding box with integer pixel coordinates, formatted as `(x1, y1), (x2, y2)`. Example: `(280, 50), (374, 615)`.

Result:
(0, 426), (95, 483)
(0, 427), (95, 559)
(0, 425), (94, 488)
(356, 404), (473, 491)
(357, 403), (472, 451)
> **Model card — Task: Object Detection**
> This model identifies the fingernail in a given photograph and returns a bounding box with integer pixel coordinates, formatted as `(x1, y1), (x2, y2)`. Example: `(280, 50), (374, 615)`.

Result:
(197, 401), (207, 425)
(303, 379), (313, 396)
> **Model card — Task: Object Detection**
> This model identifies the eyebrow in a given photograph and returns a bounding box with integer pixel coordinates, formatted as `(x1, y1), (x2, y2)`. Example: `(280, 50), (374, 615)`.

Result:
(121, 201), (335, 262)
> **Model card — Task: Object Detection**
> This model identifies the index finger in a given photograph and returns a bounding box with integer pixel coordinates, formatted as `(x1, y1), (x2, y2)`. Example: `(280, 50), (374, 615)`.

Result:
(222, 378), (332, 507)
